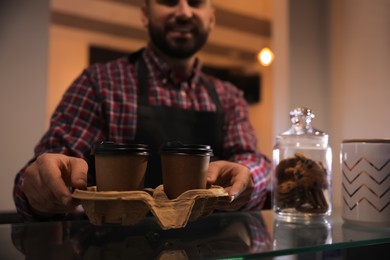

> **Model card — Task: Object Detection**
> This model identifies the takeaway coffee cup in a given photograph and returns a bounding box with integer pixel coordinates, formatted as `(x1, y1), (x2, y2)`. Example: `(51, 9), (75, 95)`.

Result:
(341, 139), (390, 227)
(160, 142), (213, 199)
(92, 142), (150, 191)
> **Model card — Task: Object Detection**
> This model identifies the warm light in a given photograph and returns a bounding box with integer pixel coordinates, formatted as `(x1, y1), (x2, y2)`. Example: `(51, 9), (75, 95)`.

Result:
(258, 47), (274, 66)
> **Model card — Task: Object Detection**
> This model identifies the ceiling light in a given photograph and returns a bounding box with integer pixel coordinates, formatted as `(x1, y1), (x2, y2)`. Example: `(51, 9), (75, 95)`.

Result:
(258, 47), (274, 66)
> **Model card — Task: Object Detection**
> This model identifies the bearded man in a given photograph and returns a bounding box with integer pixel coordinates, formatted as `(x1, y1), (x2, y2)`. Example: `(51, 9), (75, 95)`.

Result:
(13, 0), (271, 221)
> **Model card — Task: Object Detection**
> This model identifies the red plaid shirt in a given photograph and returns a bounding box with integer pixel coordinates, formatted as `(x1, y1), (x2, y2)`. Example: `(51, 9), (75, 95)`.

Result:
(13, 45), (271, 221)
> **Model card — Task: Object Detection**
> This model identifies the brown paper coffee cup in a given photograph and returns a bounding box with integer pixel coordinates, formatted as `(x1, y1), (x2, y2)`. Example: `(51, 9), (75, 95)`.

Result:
(161, 142), (213, 199)
(92, 142), (150, 191)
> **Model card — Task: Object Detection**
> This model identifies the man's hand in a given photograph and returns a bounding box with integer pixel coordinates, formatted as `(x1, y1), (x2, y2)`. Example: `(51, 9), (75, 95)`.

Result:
(21, 153), (88, 215)
(207, 160), (254, 211)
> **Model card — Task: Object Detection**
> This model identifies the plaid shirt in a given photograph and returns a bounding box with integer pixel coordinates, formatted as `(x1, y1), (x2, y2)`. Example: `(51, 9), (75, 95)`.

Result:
(13, 45), (271, 221)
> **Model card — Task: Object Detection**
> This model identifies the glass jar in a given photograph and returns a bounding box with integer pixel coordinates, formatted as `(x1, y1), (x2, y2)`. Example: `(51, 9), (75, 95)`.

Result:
(272, 107), (332, 222)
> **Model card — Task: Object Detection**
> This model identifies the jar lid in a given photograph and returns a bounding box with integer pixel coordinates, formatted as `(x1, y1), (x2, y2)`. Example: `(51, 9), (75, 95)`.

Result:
(91, 141), (150, 156)
(160, 141), (213, 156)
(281, 107), (327, 137)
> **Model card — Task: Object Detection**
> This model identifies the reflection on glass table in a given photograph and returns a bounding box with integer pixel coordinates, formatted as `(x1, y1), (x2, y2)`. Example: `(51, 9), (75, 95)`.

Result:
(273, 219), (332, 250)
(3, 209), (390, 259)
(10, 212), (271, 260)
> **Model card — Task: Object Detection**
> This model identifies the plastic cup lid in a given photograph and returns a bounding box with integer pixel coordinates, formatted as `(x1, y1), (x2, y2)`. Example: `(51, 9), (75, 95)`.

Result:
(160, 141), (213, 156)
(91, 141), (150, 155)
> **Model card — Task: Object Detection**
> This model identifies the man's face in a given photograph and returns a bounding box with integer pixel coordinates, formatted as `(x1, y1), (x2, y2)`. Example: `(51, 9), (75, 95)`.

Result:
(142, 0), (215, 59)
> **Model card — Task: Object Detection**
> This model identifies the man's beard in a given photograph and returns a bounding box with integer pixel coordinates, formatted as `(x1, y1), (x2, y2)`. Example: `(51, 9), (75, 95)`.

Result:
(147, 21), (209, 59)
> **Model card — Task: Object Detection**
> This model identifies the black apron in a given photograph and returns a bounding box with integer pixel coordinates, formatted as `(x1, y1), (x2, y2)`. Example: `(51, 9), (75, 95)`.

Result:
(131, 51), (225, 188)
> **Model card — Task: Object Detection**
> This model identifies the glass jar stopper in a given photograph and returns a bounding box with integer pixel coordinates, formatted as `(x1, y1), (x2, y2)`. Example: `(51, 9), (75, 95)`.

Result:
(290, 107), (314, 127)
(283, 107), (325, 136)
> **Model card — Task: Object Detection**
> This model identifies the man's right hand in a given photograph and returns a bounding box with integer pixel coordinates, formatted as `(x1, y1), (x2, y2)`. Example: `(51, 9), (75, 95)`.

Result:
(21, 153), (88, 215)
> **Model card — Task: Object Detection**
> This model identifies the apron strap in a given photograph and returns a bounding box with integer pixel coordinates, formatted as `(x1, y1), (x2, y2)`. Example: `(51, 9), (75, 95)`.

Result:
(200, 77), (223, 112)
(129, 50), (149, 105)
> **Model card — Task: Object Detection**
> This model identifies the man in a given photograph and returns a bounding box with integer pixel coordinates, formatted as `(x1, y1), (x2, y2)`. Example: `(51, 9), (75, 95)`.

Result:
(13, 0), (271, 221)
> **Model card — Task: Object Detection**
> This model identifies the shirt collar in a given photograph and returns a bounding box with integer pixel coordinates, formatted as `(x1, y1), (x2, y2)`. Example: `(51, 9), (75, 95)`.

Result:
(143, 43), (203, 86)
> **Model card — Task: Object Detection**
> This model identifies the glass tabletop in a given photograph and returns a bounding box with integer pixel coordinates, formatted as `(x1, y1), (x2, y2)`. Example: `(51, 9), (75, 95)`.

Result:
(1, 209), (390, 259)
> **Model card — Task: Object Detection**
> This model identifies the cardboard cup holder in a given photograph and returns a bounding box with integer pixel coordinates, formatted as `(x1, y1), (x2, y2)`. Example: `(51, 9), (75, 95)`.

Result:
(72, 185), (229, 230)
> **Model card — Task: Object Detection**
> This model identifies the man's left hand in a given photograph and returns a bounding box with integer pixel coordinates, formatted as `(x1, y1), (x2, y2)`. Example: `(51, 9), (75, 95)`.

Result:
(206, 160), (254, 211)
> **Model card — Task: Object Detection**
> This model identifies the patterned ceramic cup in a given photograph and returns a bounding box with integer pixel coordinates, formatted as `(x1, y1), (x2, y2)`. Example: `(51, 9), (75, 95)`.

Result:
(341, 139), (390, 227)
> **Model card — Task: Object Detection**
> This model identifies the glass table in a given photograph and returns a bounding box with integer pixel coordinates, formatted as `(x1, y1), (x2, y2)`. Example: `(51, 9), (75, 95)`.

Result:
(1, 209), (390, 259)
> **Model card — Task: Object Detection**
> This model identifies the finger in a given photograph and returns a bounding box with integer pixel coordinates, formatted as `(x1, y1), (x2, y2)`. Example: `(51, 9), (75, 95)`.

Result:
(23, 175), (68, 214)
(28, 191), (69, 214)
(38, 155), (73, 205)
(22, 162), (58, 212)
(206, 161), (220, 185)
(22, 154), (80, 213)
(223, 163), (252, 201)
(227, 174), (248, 201)
(68, 157), (88, 189)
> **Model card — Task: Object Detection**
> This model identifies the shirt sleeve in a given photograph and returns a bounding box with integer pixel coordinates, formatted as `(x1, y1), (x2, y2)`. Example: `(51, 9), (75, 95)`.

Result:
(217, 80), (272, 211)
(13, 68), (105, 221)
